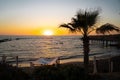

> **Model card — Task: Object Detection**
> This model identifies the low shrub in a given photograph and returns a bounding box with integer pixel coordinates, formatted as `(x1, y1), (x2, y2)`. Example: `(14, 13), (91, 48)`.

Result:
(0, 63), (30, 80)
(33, 64), (86, 80)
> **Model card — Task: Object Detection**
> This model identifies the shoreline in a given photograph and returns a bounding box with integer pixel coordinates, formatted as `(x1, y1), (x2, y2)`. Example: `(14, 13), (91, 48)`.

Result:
(20, 54), (120, 75)
(15, 54), (120, 68)
(1, 53), (120, 68)
(19, 55), (120, 79)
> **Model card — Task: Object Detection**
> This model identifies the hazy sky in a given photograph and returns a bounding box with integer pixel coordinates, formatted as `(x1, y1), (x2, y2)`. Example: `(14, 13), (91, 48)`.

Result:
(0, 0), (120, 35)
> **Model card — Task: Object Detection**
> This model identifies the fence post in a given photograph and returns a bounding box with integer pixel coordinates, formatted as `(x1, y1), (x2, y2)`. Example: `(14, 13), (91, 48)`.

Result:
(30, 62), (34, 69)
(109, 55), (113, 72)
(55, 57), (60, 67)
(110, 61), (113, 72)
(93, 56), (97, 74)
(2, 55), (6, 63)
(15, 56), (18, 67)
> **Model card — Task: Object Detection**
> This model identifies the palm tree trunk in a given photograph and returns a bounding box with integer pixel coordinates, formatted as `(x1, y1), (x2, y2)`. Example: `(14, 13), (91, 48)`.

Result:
(83, 34), (90, 74)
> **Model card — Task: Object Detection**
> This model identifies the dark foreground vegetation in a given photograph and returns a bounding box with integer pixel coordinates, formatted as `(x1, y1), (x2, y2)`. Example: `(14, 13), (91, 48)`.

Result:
(0, 64), (104, 80)
(33, 64), (87, 80)
(0, 63), (93, 80)
(0, 63), (30, 80)
(0, 63), (120, 80)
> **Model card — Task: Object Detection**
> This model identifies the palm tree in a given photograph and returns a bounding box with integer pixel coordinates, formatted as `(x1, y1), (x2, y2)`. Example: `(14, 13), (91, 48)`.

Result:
(96, 23), (120, 34)
(59, 9), (100, 73)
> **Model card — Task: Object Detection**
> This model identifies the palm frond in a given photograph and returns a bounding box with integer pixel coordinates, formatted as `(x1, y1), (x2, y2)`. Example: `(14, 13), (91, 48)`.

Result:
(59, 23), (71, 28)
(96, 23), (120, 34)
(59, 23), (76, 33)
(76, 9), (100, 28)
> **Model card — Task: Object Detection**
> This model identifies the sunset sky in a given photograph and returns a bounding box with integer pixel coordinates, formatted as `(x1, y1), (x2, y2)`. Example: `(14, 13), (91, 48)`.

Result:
(0, 0), (120, 35)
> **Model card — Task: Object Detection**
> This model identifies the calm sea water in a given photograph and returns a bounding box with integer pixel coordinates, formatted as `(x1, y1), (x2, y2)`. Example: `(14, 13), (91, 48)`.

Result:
(0, 35), (120, 66)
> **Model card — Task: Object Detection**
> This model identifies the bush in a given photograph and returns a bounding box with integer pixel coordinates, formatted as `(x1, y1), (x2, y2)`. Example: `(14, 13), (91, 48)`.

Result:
(33, 64), (87, 80)
(0, 63), (30, 80)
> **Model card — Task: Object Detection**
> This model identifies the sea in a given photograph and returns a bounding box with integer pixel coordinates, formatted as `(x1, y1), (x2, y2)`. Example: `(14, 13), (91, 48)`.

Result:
(0, 35), (120, 67)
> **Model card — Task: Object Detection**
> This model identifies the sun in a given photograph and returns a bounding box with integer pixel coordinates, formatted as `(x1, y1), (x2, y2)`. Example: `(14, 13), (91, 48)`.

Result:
(43, 30), (53, 36)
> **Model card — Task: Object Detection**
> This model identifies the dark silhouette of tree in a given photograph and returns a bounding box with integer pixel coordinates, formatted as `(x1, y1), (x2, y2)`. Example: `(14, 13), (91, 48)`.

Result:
(96, 23), (120, 35)
(59, 9), (100, 73)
